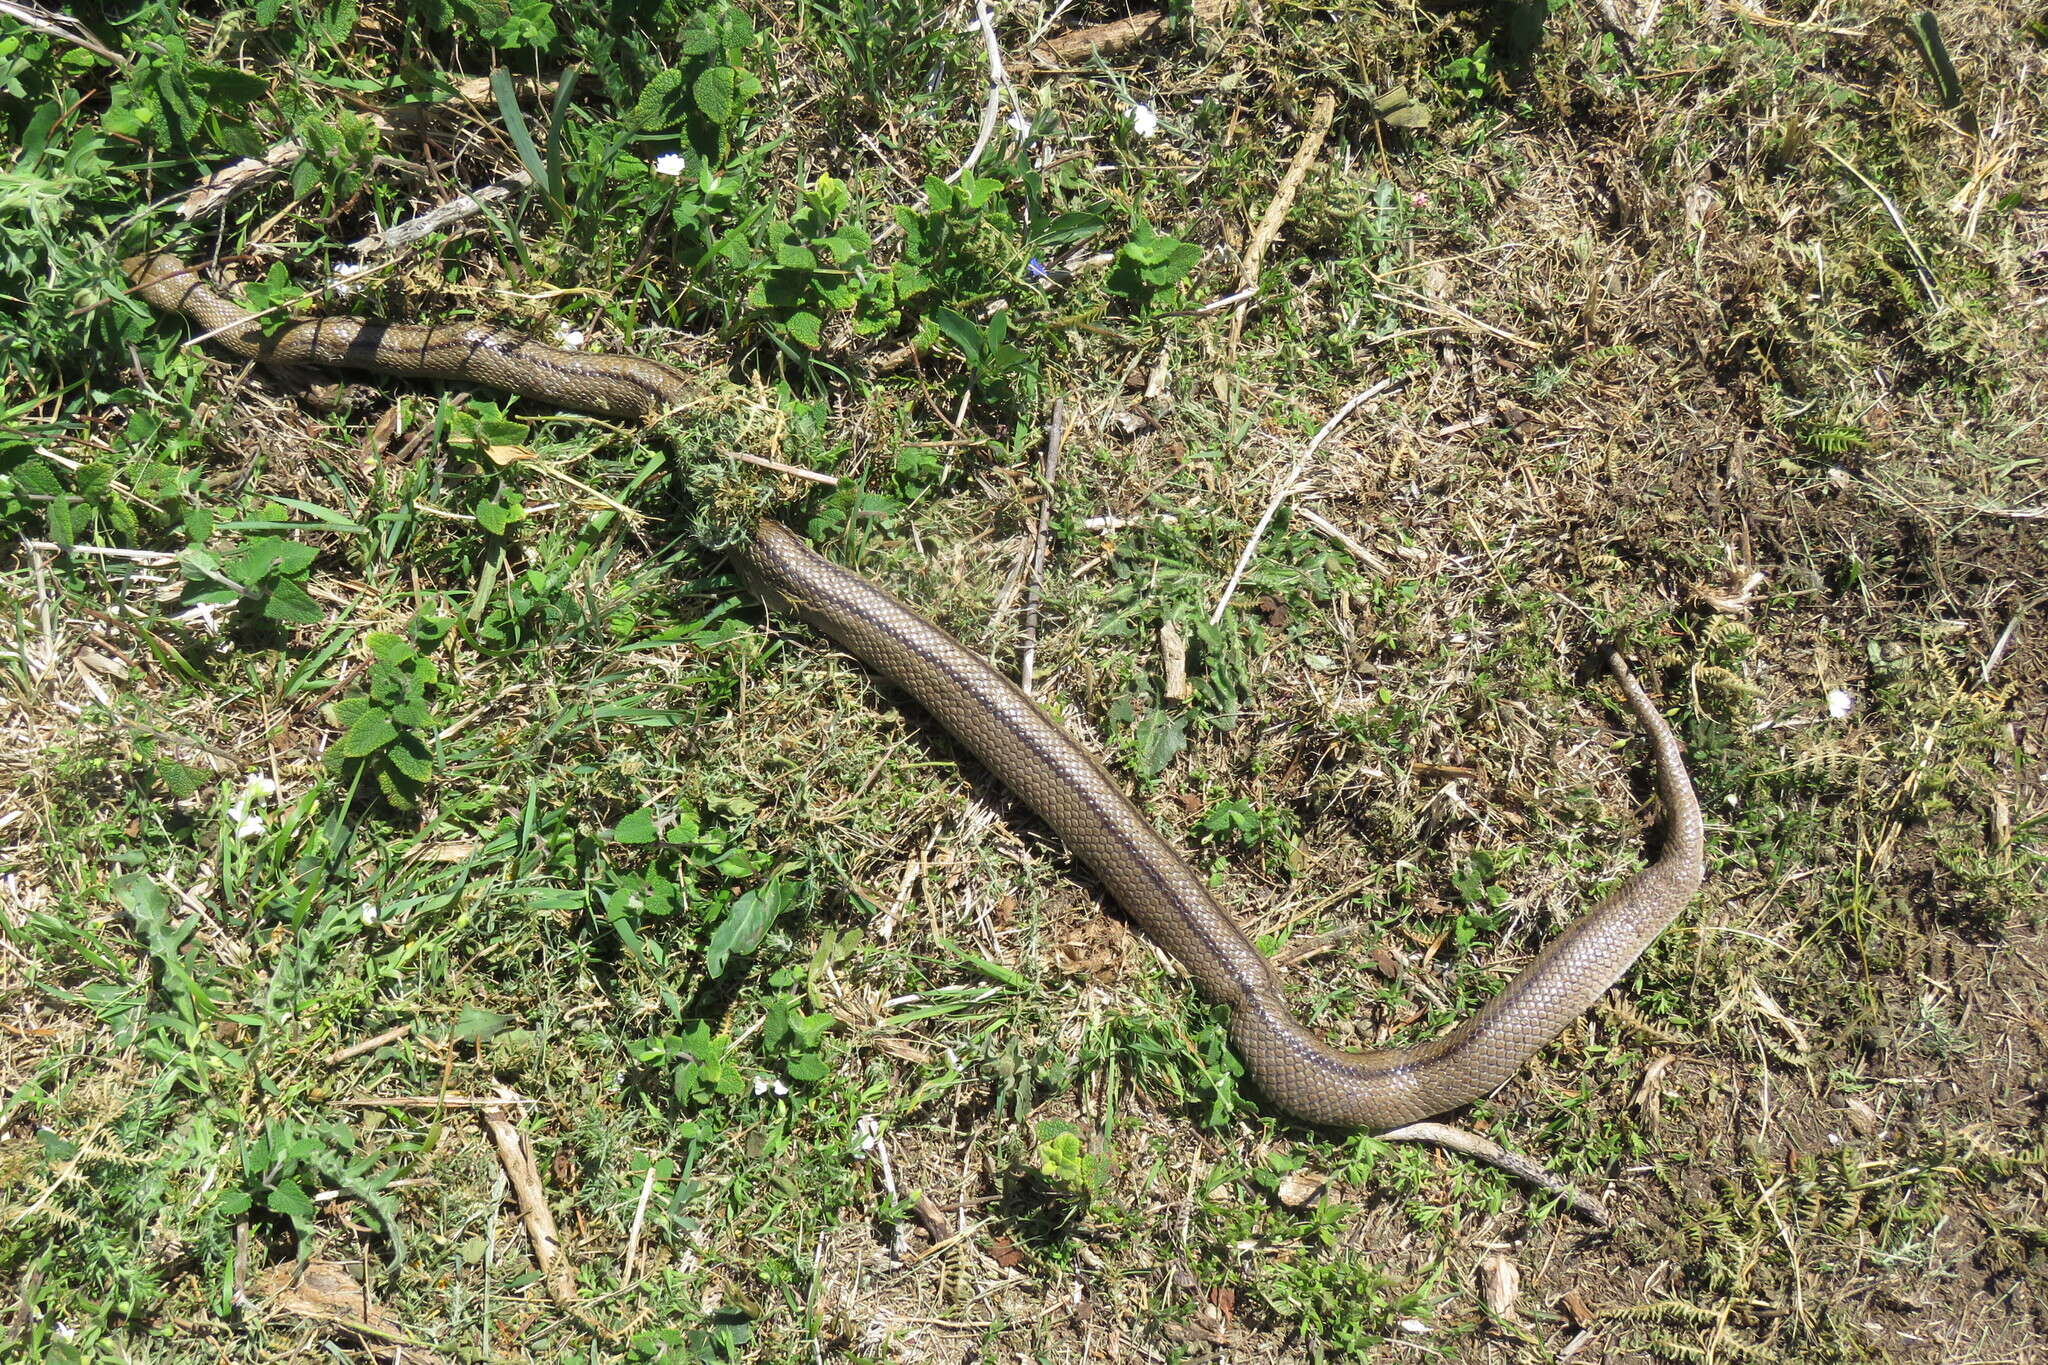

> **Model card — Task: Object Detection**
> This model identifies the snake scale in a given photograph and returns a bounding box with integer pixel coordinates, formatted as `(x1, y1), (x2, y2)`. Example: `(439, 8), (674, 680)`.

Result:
(126, 252), (1705, 1130)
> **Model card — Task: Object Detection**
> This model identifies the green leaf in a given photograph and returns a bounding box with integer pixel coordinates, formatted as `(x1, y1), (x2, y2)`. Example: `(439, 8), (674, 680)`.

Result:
(383, 735), (434, 782)
(340, 709), (399, 758)
(692, 65), (743, 125)
(1028, 209), (1108, 246)
(1134, 709), (1187, 777)
(453, 1007), (515, 1042)
(784, 311), (823, 348)
(678, 10), (722, 54)
(704, 880), (795, 979)
(773, 240), (818, 270)
(263, 576), (323, 625)
(45, 493), (74, 546)
(612, 808), (658, 844)
(364, 631), (411, 665)
(628, 70), (686, 131)
(266, 1178), (317, 1228)
(930, 308), (982, 367)
(155, 760), (210, 798)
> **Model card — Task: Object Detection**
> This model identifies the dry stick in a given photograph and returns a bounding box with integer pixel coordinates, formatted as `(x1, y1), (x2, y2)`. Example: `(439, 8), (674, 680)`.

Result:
(341, 1094), (537, 1108)
(1293, 504), (1390, 573)
(1229, 93), (1339, 348)
(730, 449), (840, 486)
(0, 2), (128, 70)
(479, 1088), (581, 1314)
(1027, 10), (1168, 65)
(1376, 1122), (1610, 1226)
(1208, 379), (1400, 626)
(349, 171), (534, 256)
(325, 1023), (412, 1066)
(1815, 142), (1941, 306)
(947, 0), (1020, 185)
(1371, 289), (1543, 351)
(1021, 0), (1234, 69)
(620, 1159), (659, 1287)
(1017, 396), (1068, 696)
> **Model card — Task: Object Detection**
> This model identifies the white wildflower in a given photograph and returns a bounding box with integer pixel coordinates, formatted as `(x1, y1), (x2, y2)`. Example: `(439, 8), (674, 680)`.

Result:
(1125, 103), (1158, 138)
(1826, 688), (1854, 719)
(554, 325), (586, 350)
(752, 1074), (789, 1098)
(235, 814), (267, 841)
(850, 1115), (882, 1159)
(653, 153), (686, 177)
(331, 261), (368, 296)
(359, 902), (380, 925)
(1006, 112), (1030, 136)
(243, 773), (278, 799)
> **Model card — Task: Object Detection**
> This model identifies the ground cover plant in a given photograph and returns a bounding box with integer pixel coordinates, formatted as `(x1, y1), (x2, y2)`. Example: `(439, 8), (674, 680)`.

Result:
(2, 1), (2045, 1361)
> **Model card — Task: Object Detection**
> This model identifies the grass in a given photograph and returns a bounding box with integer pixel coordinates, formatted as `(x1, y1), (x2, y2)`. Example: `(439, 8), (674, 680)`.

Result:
(4, 1), (2046, 1362)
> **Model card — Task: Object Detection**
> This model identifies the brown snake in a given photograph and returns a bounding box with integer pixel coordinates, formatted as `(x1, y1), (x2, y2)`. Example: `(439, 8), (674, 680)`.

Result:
(127, 252), (1705, 1132)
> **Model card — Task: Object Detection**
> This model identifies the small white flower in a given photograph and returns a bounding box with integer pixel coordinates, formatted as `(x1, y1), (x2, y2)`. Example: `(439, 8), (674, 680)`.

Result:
(1006, 112), (1030, 135)
(359, 902), (380, 925)
(54, 1324), (79, 1344)
(244, 773), (278, 799)
(1125, 103), (1158, 137)
(752, 1074), (789, 1098)
(1826, 688), (1854, 719)
(235, 815), (267, 841)
(331, 261), (367, 296)
(653, 153), (686, 177)
(555, 325), (586, 350)
(851, 1115), (881, 1158)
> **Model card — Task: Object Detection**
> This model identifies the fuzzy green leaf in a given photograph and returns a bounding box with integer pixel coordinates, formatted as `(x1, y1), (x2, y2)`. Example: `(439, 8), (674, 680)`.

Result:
(339, 708), (398, 758)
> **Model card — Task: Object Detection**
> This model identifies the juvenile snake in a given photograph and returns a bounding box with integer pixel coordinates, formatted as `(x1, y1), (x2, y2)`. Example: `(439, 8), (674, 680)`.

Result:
(126, 252), (1705, 1130)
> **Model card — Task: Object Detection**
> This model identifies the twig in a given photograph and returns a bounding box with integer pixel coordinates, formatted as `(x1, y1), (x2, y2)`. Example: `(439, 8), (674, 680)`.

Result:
(1231, 93), (1339, 346)
(21, 541), (177, 565)
(1018, 396), (1068, 695)
(325, 1024), (412, 1065)
(1027, 9), (1168, 66)
(1021, 0), (1233, 68)
(479, 1087), (580, 1312)
(621, 1159), (659, 1286)
(946, 0), (1020, 185)
(0, 2), (128, 70)
(1815, 142), (1941, 306)
(340, 1094), (538, 1108)
(730, 449), (840, 486)
(1208, 379), (1400, 625)
(349, 172), (534, 256)
(1371, 289), (1543, 350)
(1378, 1121), (1610, 1225)
(1294, 505), (1389, 573)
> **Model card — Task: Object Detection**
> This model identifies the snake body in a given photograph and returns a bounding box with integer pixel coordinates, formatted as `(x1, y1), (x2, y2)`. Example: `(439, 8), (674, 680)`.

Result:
(126, 253), (1705, 1129)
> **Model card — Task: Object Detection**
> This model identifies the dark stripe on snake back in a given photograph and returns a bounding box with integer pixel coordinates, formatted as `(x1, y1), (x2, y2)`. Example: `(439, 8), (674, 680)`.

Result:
(124, 251), (1706, 1130)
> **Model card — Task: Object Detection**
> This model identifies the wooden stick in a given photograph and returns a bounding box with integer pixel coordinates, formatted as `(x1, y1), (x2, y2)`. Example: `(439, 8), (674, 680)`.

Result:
(479, 1088), (580, 1312)
(1018, 396), (1068, 696)
(1231, 93), (1339, 347)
